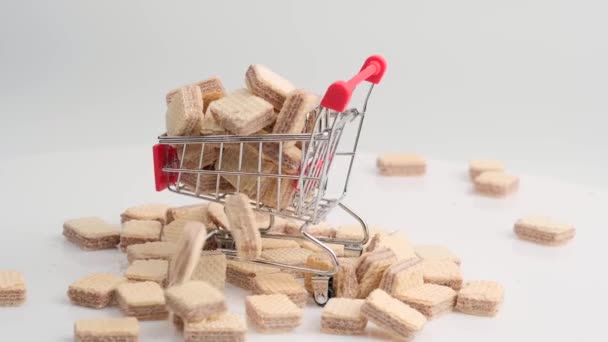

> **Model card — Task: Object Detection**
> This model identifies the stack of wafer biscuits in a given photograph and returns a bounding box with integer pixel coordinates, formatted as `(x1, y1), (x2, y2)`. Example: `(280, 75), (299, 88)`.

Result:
(120, 220), (162, 251)
(0, 270), (26, 306)
(63, 217), (120, 250)
(67, 272), (126, 308)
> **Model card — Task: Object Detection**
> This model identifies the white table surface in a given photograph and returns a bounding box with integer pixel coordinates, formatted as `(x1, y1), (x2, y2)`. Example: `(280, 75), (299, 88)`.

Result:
(1, 146), (606, 341)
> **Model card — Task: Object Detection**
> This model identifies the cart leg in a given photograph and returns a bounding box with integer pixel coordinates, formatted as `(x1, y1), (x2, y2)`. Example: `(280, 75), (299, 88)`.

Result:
(337, 202), (370, 256)
(312, 275), (334, 306)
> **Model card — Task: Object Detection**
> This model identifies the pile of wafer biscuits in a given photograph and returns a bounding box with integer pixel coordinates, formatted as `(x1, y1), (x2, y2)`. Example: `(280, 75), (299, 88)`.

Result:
(164, 64), (319, 210)
(59, 200), (514, 341)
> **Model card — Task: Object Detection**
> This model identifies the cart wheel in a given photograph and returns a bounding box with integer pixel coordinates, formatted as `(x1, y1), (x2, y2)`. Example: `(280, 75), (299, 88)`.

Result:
(313, 277), (335, 306)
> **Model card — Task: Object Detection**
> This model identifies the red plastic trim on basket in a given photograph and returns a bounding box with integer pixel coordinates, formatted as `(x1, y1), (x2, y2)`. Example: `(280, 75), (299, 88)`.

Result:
(320, 55), (387, 112)
(153, 144), (178, 191)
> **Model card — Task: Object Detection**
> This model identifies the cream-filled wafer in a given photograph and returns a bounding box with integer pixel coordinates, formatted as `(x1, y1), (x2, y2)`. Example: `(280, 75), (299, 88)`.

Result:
(514, 216), (576, 245)
(74, 317), (139, 342)
(120, 220), (162, 251)
(356, 249), (397, 299)
(165, 280), (227, 322)
(469, 159), (505, 180)
(168, 222), (208, 287)
(121, 203), (169, 224)
(245, 64), (295, 111)
(67, 272), (126, 308)
(379, 257), (422, 295)
(455, 280), (504, 316)
(115, 281), (168, 320)
(262, 238), (300, 250)
(361, 289), (427, 340)
(209, 89), (275, 135)
(167, 204), (215, 228)
(63, 217), (120, 250)
(252, 272), (308, 307)
(127, 241), (177, 263)
(366, 231), (416, 261)
(246, 294), (303, 331)
(272, 89), (318, 137)
(184, 312), (246, 342)
(321, 298), (367, 335)
(333, 258), (359, 298)
(414, 245), (461, 265)
(191, 250), (227, 290)
(225, 194), (262, 259)
(124, 259), (169, 287)
(166, 77), (226, 113)
(420, 260), (463, 290)
(377, 153), (426, 176)
(0, 270), (26, 306)
(226, 260), (280, 290)
(474, 171), (519, 196)
(166, 84), (204, 136)
(397, 283), (457, 319)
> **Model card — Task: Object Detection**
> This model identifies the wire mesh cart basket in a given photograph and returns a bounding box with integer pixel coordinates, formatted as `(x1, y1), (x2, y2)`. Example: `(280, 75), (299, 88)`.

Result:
(153, 55), (387, 305)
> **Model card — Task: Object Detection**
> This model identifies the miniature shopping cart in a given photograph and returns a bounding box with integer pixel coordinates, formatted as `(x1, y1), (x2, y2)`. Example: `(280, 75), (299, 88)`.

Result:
(153, 55), (387, 305)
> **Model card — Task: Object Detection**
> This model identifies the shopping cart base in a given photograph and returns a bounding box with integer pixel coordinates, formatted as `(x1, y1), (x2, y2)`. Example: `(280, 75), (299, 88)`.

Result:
(312, 276), (334, 306)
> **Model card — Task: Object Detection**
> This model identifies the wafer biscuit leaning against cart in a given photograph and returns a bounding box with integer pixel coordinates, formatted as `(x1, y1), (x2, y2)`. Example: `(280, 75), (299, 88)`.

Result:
(167, 222), (208, 287)
(225, 193), (263, 259)
(245, 64), (296, 111)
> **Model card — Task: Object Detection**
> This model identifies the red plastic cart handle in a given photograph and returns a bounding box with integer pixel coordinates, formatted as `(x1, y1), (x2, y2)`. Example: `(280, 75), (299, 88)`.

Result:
(153, 144), (178, 191)
(320, 55), (387, 112)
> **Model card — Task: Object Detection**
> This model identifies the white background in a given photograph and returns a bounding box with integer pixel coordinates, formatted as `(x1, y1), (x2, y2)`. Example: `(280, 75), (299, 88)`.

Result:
(0, 0), (606, 187)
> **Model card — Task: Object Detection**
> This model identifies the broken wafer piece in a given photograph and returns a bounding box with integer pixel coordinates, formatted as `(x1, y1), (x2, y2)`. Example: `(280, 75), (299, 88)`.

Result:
(74, 317), (139, 342)
(245, 64), (296, 110)
(252, 272), (308, 307)
(396, 283), (457, 319)
(420, 260), (463, 290)
(333, 258), (359, 298)
(0, 270), (26, 306)
(361, 289), (427, 340)
(379, 257), (423, 295)
(455, 280), (504, 317)
(209, 89), (275, 135)
(191, 250), (227, 290)
(124, 259), (169, 287)
(474, 171), (519, 197)
(63, 217), (120, 250)
(166, 77), (226, 113)
(377, 153), (427, 176)
(165, 281), (227, 322)
(120, 220), (162, 251)
(246, 294), (303, 332)
(126, 241), (178, 264)
(121, 203), (169, 224)
(469, 159), (505, 180)
(356, 249), (397, 299)
(67, 272), (126, 308)
(414, 245), (461, 265)
(321, 298), (367, 335)
(167, 222), (208, 287)
(514, 216), (576, 245)
(225, 194), (262, 260)
(115, 281), (168, 320)
(226, 260), (280, 290)
(185, 312), (247, 342)
(166, 84), (204, 136)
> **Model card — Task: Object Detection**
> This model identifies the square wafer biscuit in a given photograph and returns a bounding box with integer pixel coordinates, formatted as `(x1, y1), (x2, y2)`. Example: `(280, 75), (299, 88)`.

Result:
(165, 281), (227, 322)
(120, 220), (162, 251)
(226, 260), (280, 290)
(514, 216), (576, 245)
(304, 253), (334, 295)
(181, 171), (236, 196)
(356, 249), (397, 299)
(469, 159), (505, 180)
(216, 143), (275, 198)
(166, 77), (226, 113)
(246, 294), (303, 331)
(200, 110), (229, 135)
(361, 289), (427, 340)
(377, 153), (426, 176)
(127, 241), (178, 264)
(225, 193), (262, 260)
(252, 272), (308, 307)
(191, 250), (227, 290)
(321, 298), (367, 335)
(272, 89), (318, 139)
(175, 143), (219, 171)
(474, 171), (519, 196)
(185, 312), (247, 342)
(74, 317), (139, 342)
(168, 222), (208, 287)
(456, 280), (504, 317)
(420, 260), (463, 290)
(257, 163), (299, 210)
(209, 89), (275, 135)
(115, 281), (168, 320)
(379, 257), (423, 295)
(245, 64), (296, 111)
(366, 231), (417, 261)
(121, 203), (169, 224)
(261, 247), (313, 277)
(124, 259), (169, 287)
(333, 258), (359, 298)
(396, 284), (457, 319)
(63, 217), (120, 250)
(0, 270), (26, 306)
(262, 238), (300, 250)
(67, 272), (126, 308)
(414, 245), (461, 265)
(166, 84), (204, 136)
